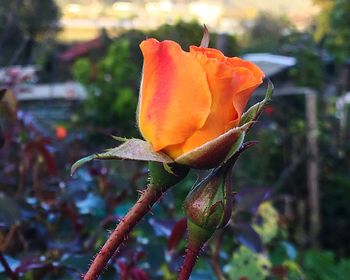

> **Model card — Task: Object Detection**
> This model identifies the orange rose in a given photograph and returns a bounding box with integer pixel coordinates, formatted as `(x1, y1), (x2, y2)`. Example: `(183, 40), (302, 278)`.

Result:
(138, 39), (264, 168)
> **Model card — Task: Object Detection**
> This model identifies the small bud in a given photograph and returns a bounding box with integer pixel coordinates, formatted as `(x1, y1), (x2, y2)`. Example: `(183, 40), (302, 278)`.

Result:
(184, 161), (233, 234)
(184, 142), (257, 243)
(179, 142), (257, 279)
(149, 162), (189, 189)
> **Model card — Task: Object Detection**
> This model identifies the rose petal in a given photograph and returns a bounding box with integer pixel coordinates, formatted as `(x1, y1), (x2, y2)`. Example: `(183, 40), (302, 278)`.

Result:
(138, 39), (212, 152)
(167, 48), (264, 158)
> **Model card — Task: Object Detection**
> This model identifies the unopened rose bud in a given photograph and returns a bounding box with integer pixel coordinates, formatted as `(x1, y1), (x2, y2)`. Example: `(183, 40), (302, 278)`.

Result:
(184, 161), (233, 234)
(179, 142), (256, 280)
(179, 160), (235, 280)
(184, 141), (256, 246)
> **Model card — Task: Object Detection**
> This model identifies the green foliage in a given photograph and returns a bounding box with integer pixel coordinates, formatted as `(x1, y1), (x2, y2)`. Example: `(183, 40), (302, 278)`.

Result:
(252, 202), (279, 244)
(303, 250), (350, 280)
(0, 0), (60, 65)
(72, 58), (92, 85)
(227, 246), (271, 280)
(241, 12), (294, 53)
(313, 0), (333, 42)
(283, 260), (305, 279)
(149, 20), (239, 55)
(149, 20), (205, 50)
(285, 32), (326, 89)
(320, 169), (350, 254)
(314, 0), (350, 62)
(324, 0), (350, 62)
(72, 39), (138, 133)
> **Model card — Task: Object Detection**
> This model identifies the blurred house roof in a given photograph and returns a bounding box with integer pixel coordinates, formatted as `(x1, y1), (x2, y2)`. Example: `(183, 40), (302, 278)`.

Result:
(16, 82), (87, 101)
(58, 37), (103, 62)
(242, 53), (297, 77)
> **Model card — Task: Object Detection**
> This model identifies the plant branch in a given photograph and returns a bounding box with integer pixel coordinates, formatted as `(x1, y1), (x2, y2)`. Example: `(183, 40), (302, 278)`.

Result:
(83, 183), (166, 280)
(0, 251), (18, 280)
(210, 233), (226, 280)
(178, 246), (201, 280)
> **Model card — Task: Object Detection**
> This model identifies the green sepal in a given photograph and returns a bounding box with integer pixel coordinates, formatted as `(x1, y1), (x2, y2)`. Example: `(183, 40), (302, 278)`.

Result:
(110, 135), (128, 142)
(240, 79), (274, 128)
(148, 162), (189, 189)
(187, 219), (214, 248)
(224, 132), (246, 163)
(175, 122), (252, 169)
(162, 163), (175, 175)
(71, 155), (96, 176)
(71, 138), (174, 176)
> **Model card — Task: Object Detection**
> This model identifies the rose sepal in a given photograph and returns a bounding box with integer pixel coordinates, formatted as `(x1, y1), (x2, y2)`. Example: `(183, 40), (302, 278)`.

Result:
(71, 123), (254, 176)
(239, 79), (274, 128)
(148, 162), (189, 189)
(70, 138), (174, 175)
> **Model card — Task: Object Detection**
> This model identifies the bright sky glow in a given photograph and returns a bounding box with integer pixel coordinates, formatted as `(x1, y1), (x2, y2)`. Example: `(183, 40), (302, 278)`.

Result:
(56, 0), (319, 41)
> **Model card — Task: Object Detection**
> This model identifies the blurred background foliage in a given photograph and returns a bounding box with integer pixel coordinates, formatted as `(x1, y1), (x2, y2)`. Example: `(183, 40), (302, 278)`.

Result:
(72, 39), (138, 134)
(1, 0), (350, 279)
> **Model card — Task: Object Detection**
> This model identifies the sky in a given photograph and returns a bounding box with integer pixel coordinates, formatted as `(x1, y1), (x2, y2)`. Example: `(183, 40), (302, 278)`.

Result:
(55, 0), (319, 41)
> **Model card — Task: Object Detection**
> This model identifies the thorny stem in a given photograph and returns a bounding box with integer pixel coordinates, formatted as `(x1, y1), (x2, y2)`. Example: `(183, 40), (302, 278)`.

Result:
(210, 233), (226, 280)
(1, 225), (17, 251)
(178, 245), (202, 280)
(0, 251), (18, 280)
(83, 183), (166, 280)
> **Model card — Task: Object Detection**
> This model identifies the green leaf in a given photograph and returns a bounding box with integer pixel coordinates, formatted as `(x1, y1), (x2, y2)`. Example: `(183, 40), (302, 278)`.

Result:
(71, 138), (173, 175)
(227, 245), (271, 280)
(163, 163), (175, 175)
(70, 155), (96, 176)
(240, 79), (274, 128)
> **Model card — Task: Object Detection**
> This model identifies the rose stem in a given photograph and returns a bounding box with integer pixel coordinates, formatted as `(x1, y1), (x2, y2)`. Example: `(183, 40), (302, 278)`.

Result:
(178, 241), (202, 280)
(83, 183), (165, 280)
(0, 251), (18, 280)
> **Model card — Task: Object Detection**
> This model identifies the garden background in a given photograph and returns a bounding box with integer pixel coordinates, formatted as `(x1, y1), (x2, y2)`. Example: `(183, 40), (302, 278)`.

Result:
(1, 0), (350, 279)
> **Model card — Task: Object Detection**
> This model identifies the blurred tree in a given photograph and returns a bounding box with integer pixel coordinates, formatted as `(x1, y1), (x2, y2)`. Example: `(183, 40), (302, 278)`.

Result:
(313, 0), (334, 43)
(283, 32), (326, 89)
(0, 0), (60, 65)
(326, 0), (350, 63)
(117, 29), (147, 70)
(149, 20), (205, 50)
(150, 20), (239, 56)
(314, 0), (350, 63)
(241, 12), (294, 53)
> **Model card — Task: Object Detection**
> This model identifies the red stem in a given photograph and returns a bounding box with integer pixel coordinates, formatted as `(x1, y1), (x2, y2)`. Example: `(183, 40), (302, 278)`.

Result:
(83, 184), (164, 280)
(178, 245), (201, 280)
(0, 251), (18, 280)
